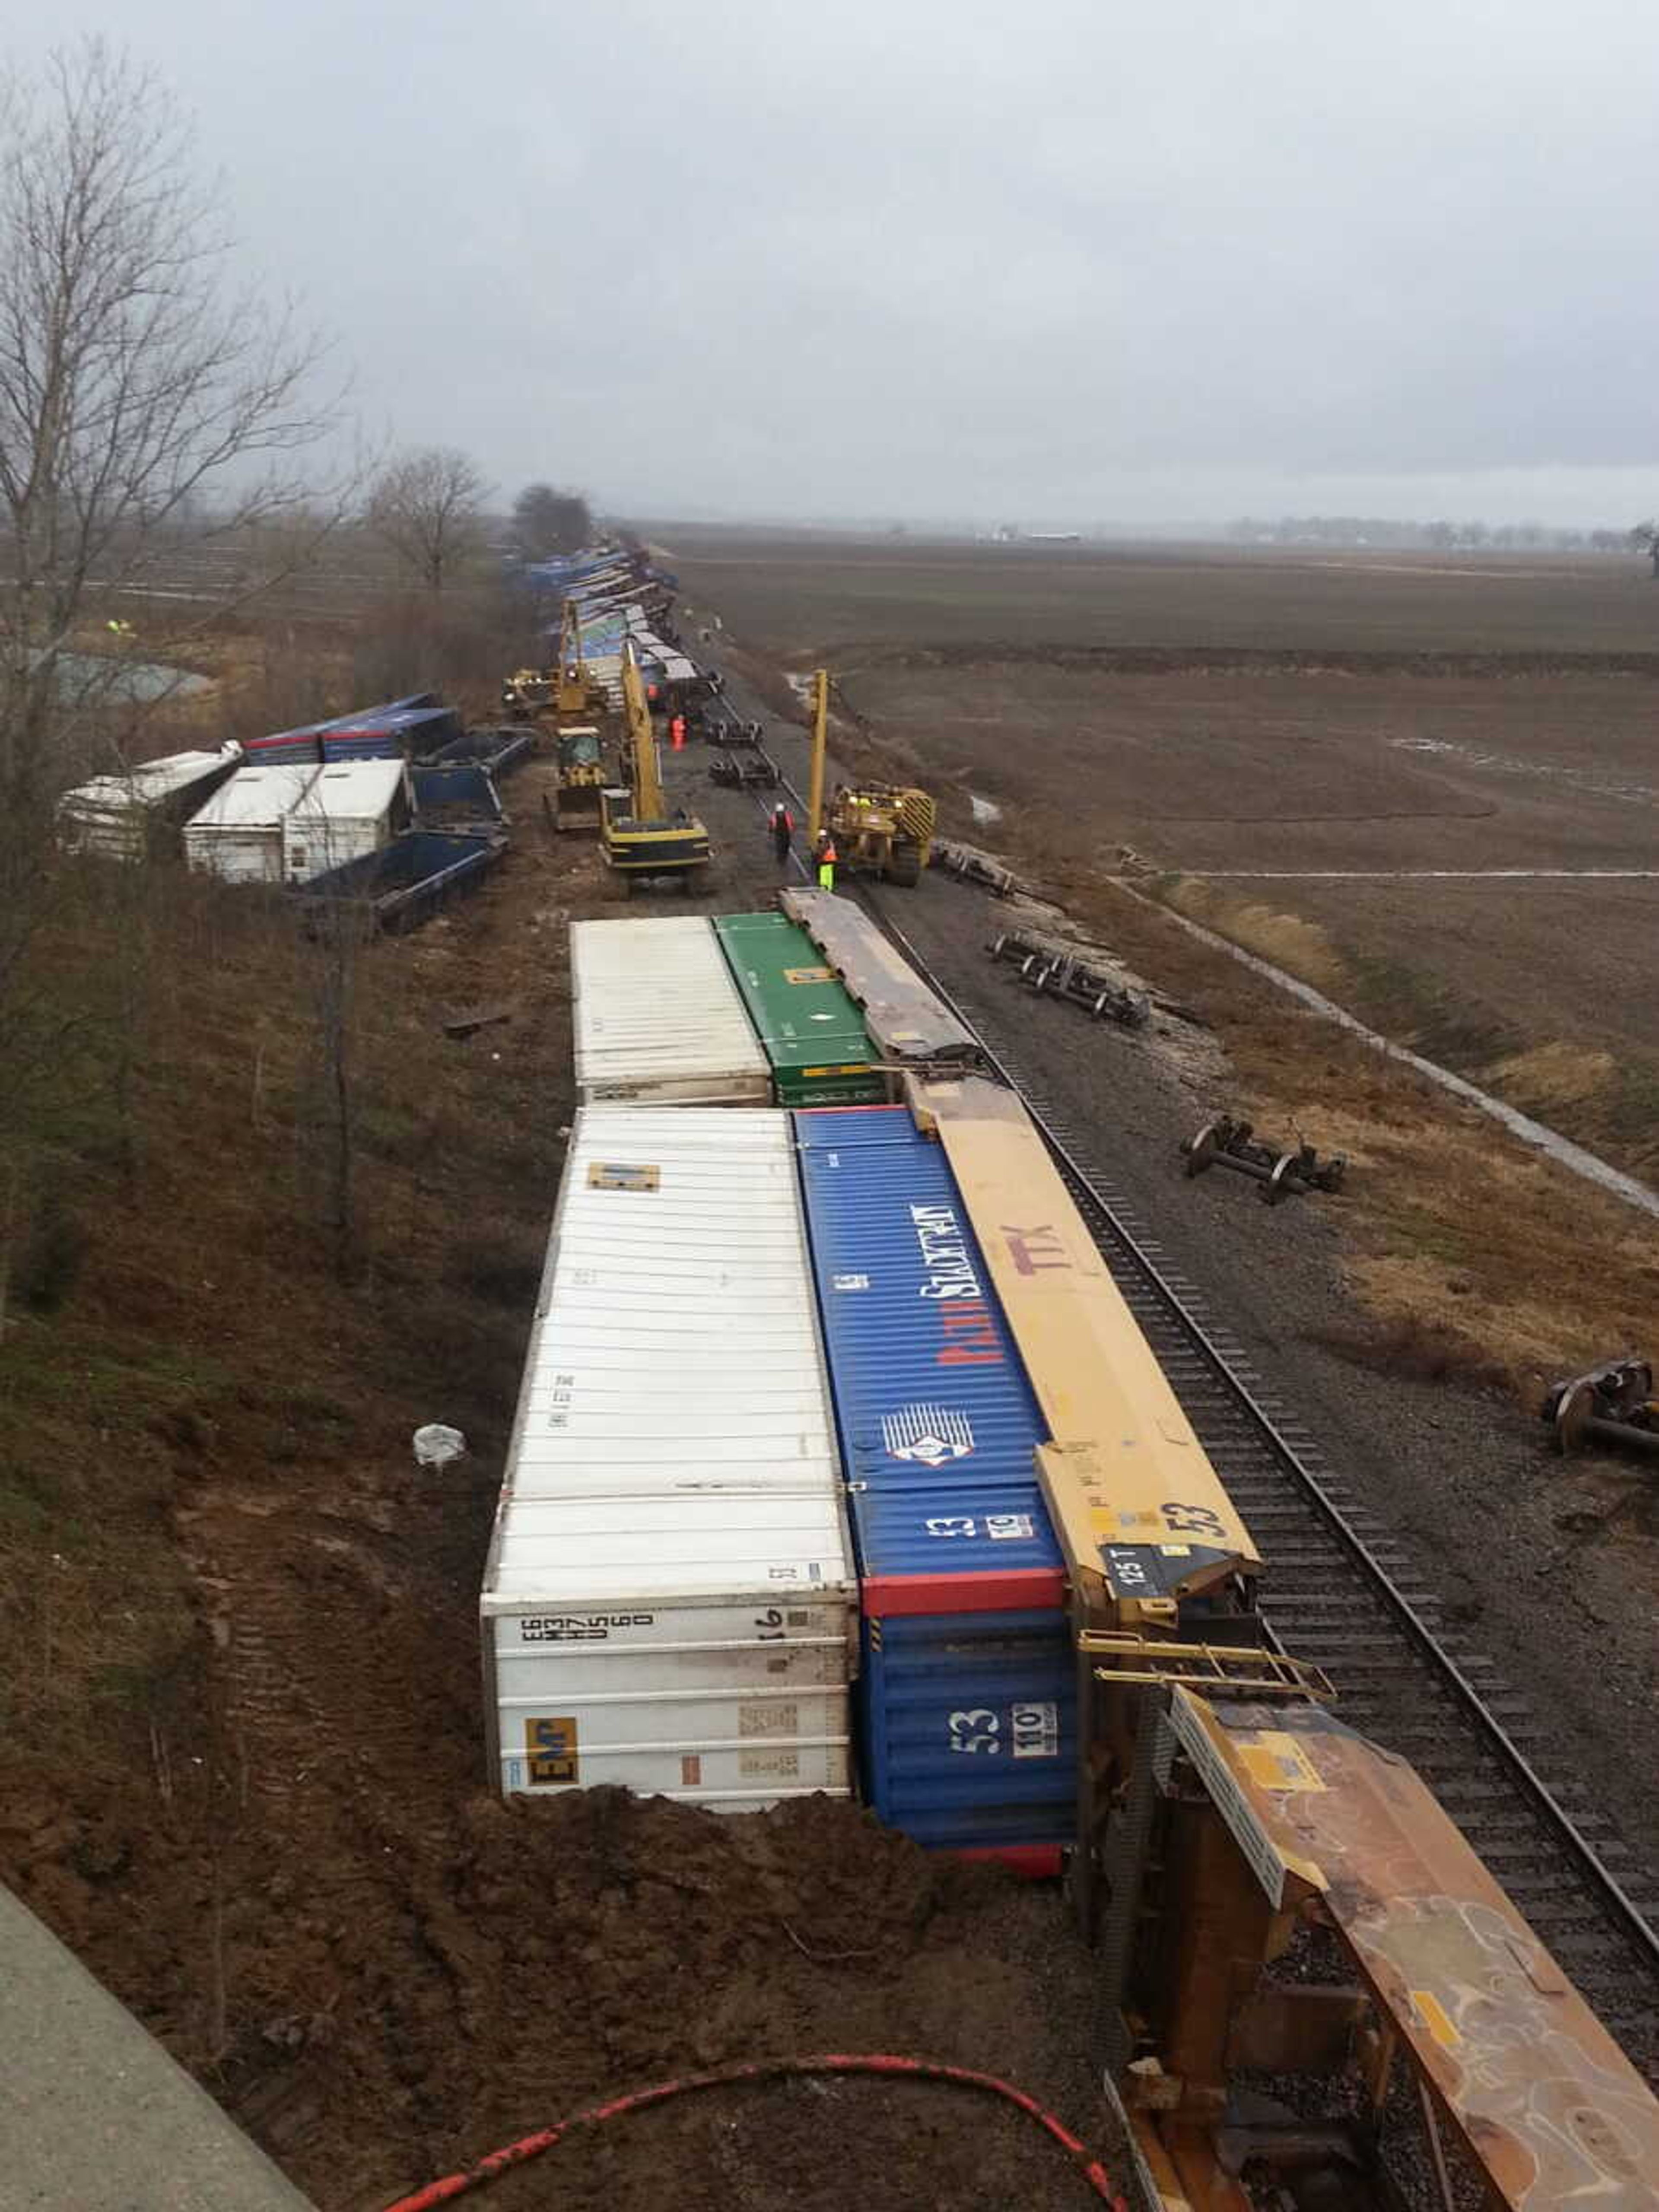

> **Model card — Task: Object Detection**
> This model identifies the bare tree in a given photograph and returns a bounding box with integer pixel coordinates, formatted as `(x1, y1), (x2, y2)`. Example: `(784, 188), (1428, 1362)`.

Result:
(0, 38), (343, 1287)
(0, 38), (340, 815)
(365, 445), (490, 592)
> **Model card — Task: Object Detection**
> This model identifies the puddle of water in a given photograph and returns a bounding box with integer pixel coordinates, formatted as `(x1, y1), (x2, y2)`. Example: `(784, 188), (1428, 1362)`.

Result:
(969, 792), (1003, 825)
(1390, 733), (1659, 808)
(53, 651), (212, 705)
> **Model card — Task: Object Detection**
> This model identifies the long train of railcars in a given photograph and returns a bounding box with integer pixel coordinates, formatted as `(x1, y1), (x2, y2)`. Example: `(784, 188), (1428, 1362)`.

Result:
(489, 851), (1659, 2205)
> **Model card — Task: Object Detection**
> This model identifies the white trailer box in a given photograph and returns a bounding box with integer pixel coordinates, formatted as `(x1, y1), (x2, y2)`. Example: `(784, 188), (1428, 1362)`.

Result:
(183, 764), (319, 884)
(486, 1495), (854, 1803)
(571, 916), (770, 1107)
(481, 1107), (855, 1808)
(57, 744), (242, 861)
(183, 759), (409, 886)
(280, 759), (409, 884)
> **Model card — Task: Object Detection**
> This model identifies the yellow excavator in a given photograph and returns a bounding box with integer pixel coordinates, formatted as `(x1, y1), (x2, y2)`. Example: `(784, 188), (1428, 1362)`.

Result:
(804, 669), (934, 886)
(600, 645), (710, 892)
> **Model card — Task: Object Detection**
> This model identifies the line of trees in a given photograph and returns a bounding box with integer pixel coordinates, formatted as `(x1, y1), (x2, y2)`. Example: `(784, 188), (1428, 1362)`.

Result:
(1225, 517), (1640, 554)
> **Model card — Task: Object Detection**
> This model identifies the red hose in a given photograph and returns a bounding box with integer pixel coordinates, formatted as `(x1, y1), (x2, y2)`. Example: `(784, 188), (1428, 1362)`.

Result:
(381, 2053), (1127, 2210)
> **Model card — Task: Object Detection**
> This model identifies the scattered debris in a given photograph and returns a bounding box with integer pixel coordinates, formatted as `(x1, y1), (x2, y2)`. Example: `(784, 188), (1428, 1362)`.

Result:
(1541, 1357), (1659, 1459)
(709, 750), (780, 789)
(1182, 1115), (1348, 1205)
(412, 1424), (467, 1469)
(988, 929), (1150, 1028)
(931, 836), (1027, 896)
(706, 716), (766, 750)
(441, 1004), (514, 1041)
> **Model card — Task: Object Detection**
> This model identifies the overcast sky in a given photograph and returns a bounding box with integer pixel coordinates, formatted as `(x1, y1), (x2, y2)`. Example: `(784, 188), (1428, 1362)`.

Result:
(10, 0), (1659, 527)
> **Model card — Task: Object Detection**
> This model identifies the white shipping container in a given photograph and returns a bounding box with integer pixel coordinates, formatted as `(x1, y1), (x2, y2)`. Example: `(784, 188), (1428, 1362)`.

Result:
(508, 1109), (838, 1499)
(183, 764), (318, 884)
(183, 760), (409, 885)
(485, 1496), (854, 1807)
(571, 916), (770, 1106)
(481, 1110), (855, 1809)
(279, 759), (408, 883)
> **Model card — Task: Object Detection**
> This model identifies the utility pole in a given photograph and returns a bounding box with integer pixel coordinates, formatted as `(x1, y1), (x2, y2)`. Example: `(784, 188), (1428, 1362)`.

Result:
(807, 669), (828, 845)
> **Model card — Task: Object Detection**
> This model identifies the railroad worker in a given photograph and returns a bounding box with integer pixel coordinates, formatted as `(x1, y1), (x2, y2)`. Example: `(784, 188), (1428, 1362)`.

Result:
(816, 830), (837, 891)
(770, 802), (794, 865)
(670, 713), (686, 751)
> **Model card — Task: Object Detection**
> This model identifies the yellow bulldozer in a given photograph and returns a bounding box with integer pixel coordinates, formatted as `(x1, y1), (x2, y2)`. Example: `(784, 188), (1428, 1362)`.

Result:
(804, 670), (934, 887)
(502, 601), (610, 727)
(823, 780), (935, 886)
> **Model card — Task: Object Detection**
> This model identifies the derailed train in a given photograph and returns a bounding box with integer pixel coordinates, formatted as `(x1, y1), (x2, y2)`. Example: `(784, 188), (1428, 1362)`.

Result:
(480, 889), (1659, 2212)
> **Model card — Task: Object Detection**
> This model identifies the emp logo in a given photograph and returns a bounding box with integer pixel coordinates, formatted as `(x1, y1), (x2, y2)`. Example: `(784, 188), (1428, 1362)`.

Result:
(1001, 1223), (1069, 1276)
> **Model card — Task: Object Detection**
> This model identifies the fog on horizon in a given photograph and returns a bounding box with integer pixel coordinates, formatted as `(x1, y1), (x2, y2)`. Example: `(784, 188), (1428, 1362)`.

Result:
(5, 0), (1658, 532)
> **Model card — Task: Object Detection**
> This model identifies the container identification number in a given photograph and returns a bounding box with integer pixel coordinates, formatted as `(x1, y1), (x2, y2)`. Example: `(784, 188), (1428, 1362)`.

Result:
(946, 1702), (1059, 1758)
(924, 1515), (1035, 1541)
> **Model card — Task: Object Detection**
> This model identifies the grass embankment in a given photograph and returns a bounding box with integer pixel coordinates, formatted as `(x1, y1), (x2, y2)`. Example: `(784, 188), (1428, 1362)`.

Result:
(0, 839), (566, 2049)
(1051, 868), (1659, 1398)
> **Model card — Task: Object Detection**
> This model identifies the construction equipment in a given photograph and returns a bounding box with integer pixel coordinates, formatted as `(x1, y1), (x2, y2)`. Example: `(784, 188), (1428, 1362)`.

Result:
(502, 602), (611, 728)
(823, 781), (935, 885)
(552, 725), (607, 832)
(1543, 1355), (1659, 1457)
(989, 929), (1149, 1027)
(500, 666), (553, 721)
(551, 599), (610, 723)
(802, 667), (934, 887)
(599, 645), (710, 893)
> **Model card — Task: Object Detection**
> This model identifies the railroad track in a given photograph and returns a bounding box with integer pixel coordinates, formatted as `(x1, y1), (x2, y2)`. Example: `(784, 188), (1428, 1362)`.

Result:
(866, 887), (1659, 2068)
(718, 710), (1659, 2063)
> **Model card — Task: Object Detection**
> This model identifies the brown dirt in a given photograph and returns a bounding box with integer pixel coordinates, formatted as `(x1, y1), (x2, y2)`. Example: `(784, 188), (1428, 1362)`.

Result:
(667, 530), (1659, 655)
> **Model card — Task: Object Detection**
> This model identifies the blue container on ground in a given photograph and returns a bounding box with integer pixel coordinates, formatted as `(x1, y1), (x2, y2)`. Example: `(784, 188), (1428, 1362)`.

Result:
(794, 1105), (1072, 1872)
(793, 1106), (1047, 1495)
(861, 1612), (1074, 1870)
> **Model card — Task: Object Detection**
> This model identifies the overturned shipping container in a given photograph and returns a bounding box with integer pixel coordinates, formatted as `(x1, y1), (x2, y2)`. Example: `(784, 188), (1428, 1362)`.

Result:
(794, 1104), (1072, 1871)
(481, 1107), (855, 1808)
(713, 911), (887, 1108)
(570, 916), (771, 1106)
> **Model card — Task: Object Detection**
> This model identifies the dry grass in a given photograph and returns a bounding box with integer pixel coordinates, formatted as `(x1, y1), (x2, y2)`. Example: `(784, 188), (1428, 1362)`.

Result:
(1480, 1039), (1619, 1111)
(1158, 877), (1350, 995)
(0, 712), (572, 1833)
(1054, 876), (1659, 1395)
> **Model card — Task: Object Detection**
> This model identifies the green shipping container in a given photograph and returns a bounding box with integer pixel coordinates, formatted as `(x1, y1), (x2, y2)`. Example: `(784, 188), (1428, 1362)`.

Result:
(713, 912), (888, 1108)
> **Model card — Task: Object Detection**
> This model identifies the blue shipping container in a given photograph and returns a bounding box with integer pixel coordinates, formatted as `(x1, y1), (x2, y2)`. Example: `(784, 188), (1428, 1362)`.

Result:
(795, 1106), (1073, 1871)
(793, 1106), (1049, 1497)
(850, 1482), (1064, 1615)
(861, 1612), (1074, 1868)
